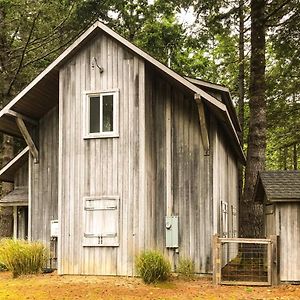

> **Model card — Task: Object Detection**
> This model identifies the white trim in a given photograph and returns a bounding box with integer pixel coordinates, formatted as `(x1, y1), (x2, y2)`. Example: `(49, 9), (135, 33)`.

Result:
(83, 90), (119, 139)
(0, 146), (29, 181)
(13, 206), (18, 239)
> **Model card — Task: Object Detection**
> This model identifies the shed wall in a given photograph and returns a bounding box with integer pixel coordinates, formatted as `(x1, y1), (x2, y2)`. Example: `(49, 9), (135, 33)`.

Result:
(144, 66), (239, 273)
(14, 161), (28, 188)
(30, 106), (58, 245)
(276, 203), (300, 282)
(58, 33), (146, 275)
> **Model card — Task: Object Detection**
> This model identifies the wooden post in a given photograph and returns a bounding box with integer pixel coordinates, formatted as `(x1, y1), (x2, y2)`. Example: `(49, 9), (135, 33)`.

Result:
(16, 118), (39, 163)
(195, 94), (210, 155)
(270, 235), (280, 285)
(13, 206), (18, 239)
(213, 234), (221, 285)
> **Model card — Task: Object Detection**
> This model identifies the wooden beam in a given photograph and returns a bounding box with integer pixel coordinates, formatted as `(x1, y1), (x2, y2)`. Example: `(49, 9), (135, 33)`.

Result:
(195, 94), (210, 155)
(16, 118), (39, 163)
(5, 109), (38, 126)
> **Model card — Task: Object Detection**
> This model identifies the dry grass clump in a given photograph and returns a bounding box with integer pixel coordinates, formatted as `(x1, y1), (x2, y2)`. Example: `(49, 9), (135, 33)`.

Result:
(135, 250), (171, 284)
(0, 239), (48, 278)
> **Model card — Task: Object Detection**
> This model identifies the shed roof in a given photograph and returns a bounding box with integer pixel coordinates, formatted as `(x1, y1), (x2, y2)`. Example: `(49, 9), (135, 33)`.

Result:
(0, 188), (28, 207)
(255, 170), (300, 202)
(0, 147), (29, 183)
(0, 21), (245, 163)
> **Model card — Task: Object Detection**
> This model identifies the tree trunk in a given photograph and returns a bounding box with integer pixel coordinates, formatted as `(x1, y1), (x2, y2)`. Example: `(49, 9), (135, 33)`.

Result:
(241, 0), (266, 238)
(0, 135), (14, 237)
(238, 0), (245, 236)
(293, 143), (298, 170)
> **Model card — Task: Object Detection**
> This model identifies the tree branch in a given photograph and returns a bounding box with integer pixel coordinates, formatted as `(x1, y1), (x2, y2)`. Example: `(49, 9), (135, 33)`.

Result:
(6, 11), (40, 96)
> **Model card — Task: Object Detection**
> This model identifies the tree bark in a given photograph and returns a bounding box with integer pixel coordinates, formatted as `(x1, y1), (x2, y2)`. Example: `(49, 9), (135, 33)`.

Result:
(241, 0), (266, 238)
(238, 0), (245, 236)
(0, 135), (14, 237)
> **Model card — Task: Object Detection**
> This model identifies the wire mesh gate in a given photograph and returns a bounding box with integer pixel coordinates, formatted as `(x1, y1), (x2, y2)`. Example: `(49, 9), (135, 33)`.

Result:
(213, 235), (279, 286)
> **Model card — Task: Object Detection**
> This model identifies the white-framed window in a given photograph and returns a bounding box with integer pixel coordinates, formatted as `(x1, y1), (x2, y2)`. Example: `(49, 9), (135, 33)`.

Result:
(83, 196), (119, 247)
(231, 205), (238, 238)
(221, 201), (228, 238)
(84, 90), (119, 138)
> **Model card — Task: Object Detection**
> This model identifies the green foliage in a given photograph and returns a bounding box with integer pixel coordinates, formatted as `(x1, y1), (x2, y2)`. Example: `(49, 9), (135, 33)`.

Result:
(135, 250), (171, 284)
(177, 257), (195, 279)
(0, 239), (48, 278)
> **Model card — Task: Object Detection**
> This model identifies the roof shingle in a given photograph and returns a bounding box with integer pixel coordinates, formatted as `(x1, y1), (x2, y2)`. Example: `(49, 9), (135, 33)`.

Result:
(259, 170), (300, 201)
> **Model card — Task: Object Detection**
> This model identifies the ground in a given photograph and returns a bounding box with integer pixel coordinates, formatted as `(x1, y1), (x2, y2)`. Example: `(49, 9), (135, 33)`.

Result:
(0, 272), (300, 300)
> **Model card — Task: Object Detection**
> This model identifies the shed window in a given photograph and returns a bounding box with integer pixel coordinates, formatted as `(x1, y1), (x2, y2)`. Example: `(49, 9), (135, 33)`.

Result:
(85, 90), (119, 138)
(221, 201), (228, 238)
(83, 197), (119, 247)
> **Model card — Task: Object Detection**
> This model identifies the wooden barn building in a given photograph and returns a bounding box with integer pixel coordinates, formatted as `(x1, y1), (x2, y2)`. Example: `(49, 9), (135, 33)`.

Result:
(0, 21), (244, 275)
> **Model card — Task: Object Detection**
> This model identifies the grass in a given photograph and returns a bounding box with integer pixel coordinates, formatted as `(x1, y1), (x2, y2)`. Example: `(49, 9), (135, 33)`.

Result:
(177, 257), (195, 279)
(0, 239), (48, 278)
(135, 250), (171, 284)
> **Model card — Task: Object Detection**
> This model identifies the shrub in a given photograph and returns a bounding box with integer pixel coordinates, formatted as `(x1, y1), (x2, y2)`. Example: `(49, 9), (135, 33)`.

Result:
(0, 239), (48, 278)
(135, 250), (171, 284)
(177, 257), (195, 279)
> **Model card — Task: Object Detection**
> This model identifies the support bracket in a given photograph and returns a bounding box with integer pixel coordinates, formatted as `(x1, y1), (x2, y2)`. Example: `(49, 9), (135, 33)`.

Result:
(5, 109), (38, 126)
(16, 118), (39, 163)
(195, 94), (210, 155)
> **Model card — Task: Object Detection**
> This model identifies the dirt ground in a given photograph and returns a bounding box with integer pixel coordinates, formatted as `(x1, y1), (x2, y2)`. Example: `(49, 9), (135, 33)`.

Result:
(0, 272), (300, 300)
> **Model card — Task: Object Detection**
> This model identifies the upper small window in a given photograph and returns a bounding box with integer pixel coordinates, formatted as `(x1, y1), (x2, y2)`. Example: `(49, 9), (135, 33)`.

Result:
(85, 90), (119, 138)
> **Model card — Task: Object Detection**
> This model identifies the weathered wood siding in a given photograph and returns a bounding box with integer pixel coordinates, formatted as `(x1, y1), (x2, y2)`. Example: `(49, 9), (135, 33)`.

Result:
(273, 203), (300, 282)
(211, 116), (239, 265)
(58, 33), (145, 275)
(211, 119), (239, 236)
(144, 65), (213, 273)
(58, 32), (240, 276)
(30, 106), (58, 245)
(14, 161), (28, 188)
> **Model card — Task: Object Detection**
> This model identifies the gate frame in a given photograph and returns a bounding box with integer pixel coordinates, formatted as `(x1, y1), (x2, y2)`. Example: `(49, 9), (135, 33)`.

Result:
(213, 235), (279, 286)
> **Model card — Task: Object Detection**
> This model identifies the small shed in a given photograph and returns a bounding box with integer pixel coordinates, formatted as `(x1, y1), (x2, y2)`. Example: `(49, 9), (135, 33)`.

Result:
(254, 170), (300, 283)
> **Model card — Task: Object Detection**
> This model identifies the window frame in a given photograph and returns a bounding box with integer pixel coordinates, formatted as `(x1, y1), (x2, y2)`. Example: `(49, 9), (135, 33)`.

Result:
(83, 89), (119, 139)
(220, 200), (229, 238)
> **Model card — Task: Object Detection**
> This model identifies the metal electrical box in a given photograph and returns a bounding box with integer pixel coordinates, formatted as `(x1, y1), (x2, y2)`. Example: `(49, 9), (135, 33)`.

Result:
(165, 216), (179, 248)
(50, 220), (59, 238)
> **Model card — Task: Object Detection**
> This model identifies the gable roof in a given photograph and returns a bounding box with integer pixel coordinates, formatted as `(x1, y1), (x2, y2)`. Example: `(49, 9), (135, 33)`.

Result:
(185, 77), (241, 133)
(0, 147), (29, 182)
(255, 170), (300, 202)
(0, 21), (245, 163)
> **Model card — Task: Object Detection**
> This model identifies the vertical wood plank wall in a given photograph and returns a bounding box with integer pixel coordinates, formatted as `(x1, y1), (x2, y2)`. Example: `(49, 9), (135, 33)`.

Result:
(59, 33), (145, 275)
(145, 66), (212, 273)
(144, 65), (239, 274)
(14, 161), (28, 188)
(276, 203), (300, 282)
(58, 32), (240, 275)
(211, 118), (239, 264)
(30, 106), (58, 246)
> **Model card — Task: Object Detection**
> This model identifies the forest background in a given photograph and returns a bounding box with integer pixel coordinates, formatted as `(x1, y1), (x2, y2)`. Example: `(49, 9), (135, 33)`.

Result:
(0, 0), (299, 237)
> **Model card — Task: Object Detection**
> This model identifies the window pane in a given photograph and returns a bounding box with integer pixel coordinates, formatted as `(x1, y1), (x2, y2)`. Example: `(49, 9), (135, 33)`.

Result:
(102, 95), (114, 132)
(89, 96), (100, 133)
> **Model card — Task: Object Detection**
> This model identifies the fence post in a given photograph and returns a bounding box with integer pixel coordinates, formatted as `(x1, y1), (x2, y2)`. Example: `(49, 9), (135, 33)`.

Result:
(213, 234), (221, 285)
(270, 235), (280, 285)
